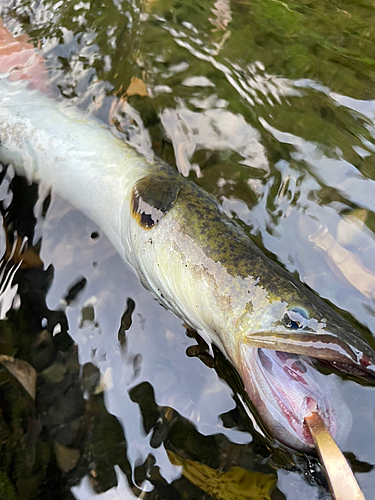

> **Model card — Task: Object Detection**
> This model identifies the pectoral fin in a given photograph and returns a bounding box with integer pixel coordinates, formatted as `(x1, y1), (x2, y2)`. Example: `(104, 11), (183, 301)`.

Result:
(131, 174), (180, 229)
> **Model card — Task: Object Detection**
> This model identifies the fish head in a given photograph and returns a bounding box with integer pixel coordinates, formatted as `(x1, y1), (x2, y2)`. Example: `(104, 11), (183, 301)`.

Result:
(236, 287), (374, 451)
(241, 293), (375, 379)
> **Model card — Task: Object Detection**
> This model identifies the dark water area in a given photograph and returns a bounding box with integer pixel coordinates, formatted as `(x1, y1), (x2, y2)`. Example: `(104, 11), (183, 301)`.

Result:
(0, 0), (375, 498)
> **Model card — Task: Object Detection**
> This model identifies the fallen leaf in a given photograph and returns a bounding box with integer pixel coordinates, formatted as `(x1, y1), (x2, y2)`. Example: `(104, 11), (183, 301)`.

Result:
(41, 362), (67, 384)
(0, 355), (37, 400)
(167, 450), (276, 500)
(54, 441), (80, 473)
(125, 76), (149, 98)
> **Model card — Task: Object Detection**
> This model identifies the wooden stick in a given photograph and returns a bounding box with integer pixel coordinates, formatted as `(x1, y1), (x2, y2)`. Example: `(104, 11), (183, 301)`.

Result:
(305, 413), (365, 500)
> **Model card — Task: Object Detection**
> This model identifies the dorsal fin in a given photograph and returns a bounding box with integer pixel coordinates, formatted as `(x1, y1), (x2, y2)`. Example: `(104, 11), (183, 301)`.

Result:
(131, 174), (180, 229)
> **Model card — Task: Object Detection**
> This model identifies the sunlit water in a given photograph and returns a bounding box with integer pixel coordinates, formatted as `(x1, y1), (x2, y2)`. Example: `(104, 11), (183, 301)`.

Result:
(0, 0), (375, 498)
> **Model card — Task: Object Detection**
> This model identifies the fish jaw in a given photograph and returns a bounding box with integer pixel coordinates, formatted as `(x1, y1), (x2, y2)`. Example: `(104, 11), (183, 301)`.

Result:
(239, 345), (352, 451)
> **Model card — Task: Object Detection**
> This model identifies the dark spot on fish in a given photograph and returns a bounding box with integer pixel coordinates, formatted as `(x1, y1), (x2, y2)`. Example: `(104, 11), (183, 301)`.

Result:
(131, 174), (180, 229)
(244, 300), (253, 314)
(91, 231), (99, 239)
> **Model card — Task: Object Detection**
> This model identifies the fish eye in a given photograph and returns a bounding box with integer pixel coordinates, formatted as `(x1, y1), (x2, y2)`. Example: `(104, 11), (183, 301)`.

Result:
(283, 307), (309, 330)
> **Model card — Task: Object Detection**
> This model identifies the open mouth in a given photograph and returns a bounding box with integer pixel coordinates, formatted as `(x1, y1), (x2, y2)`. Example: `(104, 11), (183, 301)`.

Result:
(256, 348), (334, 447)
(239, 345), (351, 451)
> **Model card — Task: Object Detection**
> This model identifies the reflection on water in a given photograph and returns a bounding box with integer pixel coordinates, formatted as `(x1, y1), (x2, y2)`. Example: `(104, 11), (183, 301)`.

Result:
(1, 0), (375, 498)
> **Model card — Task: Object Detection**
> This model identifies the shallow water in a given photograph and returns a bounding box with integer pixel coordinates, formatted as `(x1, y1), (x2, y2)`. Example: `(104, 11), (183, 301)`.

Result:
(0, 0), (375, 498)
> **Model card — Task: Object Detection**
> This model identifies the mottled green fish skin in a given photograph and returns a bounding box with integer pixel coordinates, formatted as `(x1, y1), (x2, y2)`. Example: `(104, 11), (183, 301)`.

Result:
(128, 163), (375, 377)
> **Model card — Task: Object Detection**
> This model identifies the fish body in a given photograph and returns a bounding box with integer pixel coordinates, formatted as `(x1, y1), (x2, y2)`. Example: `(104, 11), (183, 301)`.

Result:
(0, 78), (373, 450)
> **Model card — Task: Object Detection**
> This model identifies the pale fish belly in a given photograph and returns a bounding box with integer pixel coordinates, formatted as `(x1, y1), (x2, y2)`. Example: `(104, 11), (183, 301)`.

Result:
(0, 78), (150, 258)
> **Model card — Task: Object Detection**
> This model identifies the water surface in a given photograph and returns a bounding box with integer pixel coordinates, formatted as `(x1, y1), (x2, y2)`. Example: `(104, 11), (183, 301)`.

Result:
(1, 0), (375, 498)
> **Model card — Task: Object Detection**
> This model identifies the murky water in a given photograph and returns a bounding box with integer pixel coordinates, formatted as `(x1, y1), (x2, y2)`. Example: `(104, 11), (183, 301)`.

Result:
(0, 0), (375, 498)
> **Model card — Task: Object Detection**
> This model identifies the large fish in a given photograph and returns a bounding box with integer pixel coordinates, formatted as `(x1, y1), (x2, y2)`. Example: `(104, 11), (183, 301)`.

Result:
(0, 28), (374, 451)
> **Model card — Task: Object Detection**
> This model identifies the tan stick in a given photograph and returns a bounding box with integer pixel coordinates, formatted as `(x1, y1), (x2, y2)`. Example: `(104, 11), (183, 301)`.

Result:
(305, 413), (365, 500)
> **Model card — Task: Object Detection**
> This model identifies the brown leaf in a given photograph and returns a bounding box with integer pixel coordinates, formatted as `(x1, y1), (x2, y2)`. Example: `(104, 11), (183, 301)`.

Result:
(0, 355), (37, 400)
(125, 77), (149, 98)
(54, 441), (80, 473)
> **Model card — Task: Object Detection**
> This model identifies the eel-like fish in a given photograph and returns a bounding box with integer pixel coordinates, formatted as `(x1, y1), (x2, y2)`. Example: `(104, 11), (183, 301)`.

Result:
(0, 68), (374, 451)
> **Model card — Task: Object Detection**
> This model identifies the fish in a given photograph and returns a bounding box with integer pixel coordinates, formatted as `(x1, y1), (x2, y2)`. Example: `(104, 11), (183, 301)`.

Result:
(0, 27), (374, 452)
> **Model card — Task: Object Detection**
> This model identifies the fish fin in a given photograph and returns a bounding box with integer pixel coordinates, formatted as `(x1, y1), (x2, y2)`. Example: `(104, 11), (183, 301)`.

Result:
(131, 174), (180, 229)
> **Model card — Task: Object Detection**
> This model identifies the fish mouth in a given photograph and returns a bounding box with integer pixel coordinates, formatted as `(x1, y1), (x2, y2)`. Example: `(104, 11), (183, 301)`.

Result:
(239, 345), (352, 451)
(256, 349), (332, 447)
